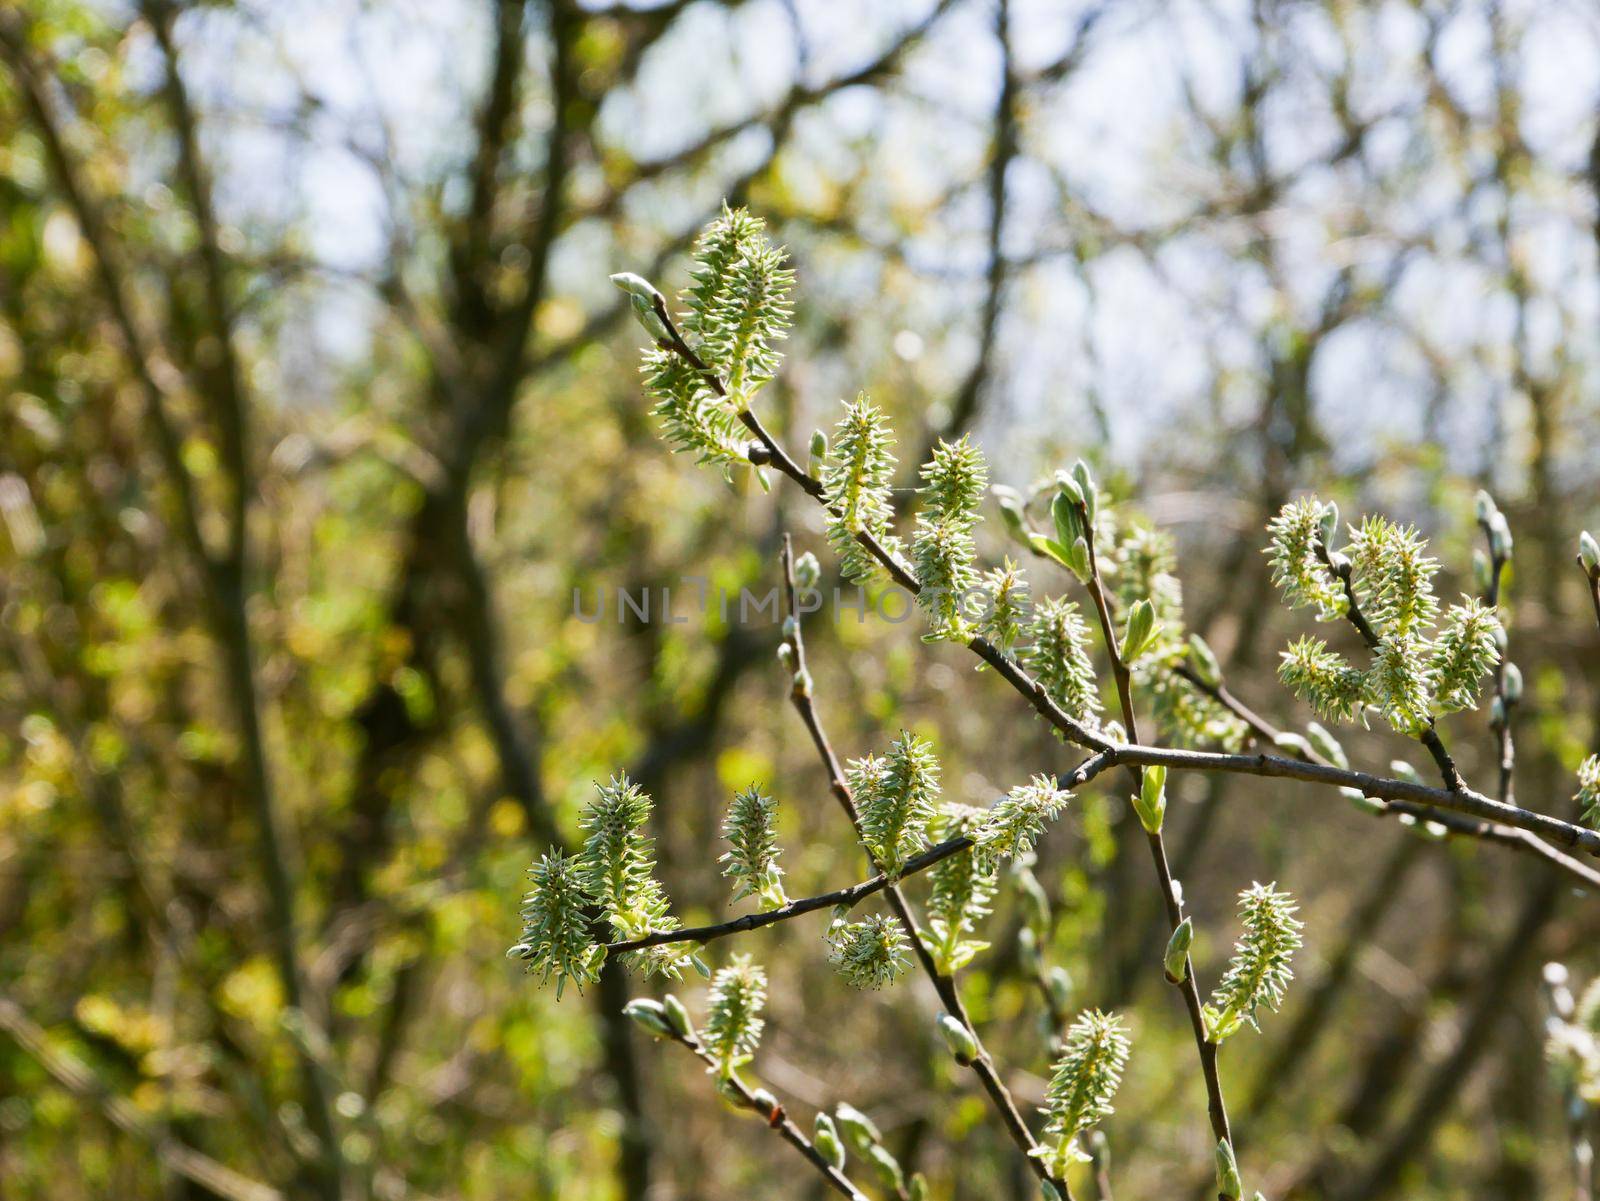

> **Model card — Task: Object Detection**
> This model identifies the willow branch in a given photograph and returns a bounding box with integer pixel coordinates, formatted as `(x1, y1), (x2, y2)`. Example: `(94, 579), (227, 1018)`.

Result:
(660, 1026), (872, 1201)
(604, 836), (974, 953)
(1173, 665), (1600, 889)
(1076, 519), (1234, 1164)
(777, 537), (1068, 1196)
(651, 327), (1600, 868)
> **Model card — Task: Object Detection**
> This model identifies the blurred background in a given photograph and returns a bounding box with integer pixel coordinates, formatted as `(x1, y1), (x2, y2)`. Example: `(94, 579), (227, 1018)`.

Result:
(3, 0), (1600, 1198)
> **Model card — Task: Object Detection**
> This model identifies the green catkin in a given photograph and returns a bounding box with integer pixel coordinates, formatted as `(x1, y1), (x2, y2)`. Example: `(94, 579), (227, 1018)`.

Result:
(850, 732), (940, 875)
(913, 436), (989, 640)
(1022, 597), (1102, 730)
(823, 395), (903, 584)
(510, 851), (604, 998)
(703, 953), (768, 1075)
(578, 775), (688, 976)
(1035, 1010), (1131, 1176)
(924, 804), (997, 974)
(1207, 883), (1303, 1041)
(827, 914), (910, 990)
(973, 776), (1073, 868)
(1265, 498), (1346, 620)
(719, 785), (787, 909)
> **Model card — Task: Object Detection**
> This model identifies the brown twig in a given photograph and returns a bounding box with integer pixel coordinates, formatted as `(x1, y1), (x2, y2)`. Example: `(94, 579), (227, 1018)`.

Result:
(777, 537), (1071, 1197)
(1173, 665), (1600, 890)
(1075, 515), (1234, 1175)
(661, 1025), (872, 1201)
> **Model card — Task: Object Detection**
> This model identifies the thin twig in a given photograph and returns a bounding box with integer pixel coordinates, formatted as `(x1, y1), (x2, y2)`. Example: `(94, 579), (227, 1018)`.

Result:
(777, 537), (1070, 1197)
(651, 328), (1600, 864)
(1076, 517), (1234, 1169)
(661, 1026), (872, 1201)
(604, 836), (975, 953)
(1173, 665), (1600, 890)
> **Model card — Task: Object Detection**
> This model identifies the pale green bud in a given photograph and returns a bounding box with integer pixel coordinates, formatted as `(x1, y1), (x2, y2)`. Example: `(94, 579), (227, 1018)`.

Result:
(1165, 917), (1193, 983)
(1503, 662), (1523, 705)
(808, 429), (828, 478)
(1133, 765), (1167, 834)
(1341, 786), (1386, 816)
(1305, 722), (1347, 769)
(993, 485), (1030, 542)
(1187, 633), (1222, 687)
(794, 551), (821, 591)
(1120, 598), (1159, 662)
(866, 1144), (904, 1193)
(1580, 531), (1600, 578)
(1047, 966), (1073, 1011)
(1490, 696), (1507, 728)
(909, 1173), (929, 1201)
(1071, 460), (1097, 521)
(1216, 1138), (1242, 1200)
(610, 271), (662, 302)
(835, 1102), (881, 1152)
(611, 273), (671, 343)
(813, 1112), (846, 1169)
(1474, 489), (1495, 525)
(692, 952), (712, 979)
(662, 994), (694, 1039)
(749, 1087), (780, 1118)
(936, 1013), (980, 1066)
(622, 998), (675, 1040)
(1272, 732), (1314, 760)
(1488, 510), (1513, 561)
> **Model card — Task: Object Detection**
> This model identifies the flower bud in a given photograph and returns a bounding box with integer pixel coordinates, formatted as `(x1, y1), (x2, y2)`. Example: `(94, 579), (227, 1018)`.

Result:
(1305, 722), (1347, 769)
(1164, 917), (1193, 983)
(1187, 633), (1222, 687)
(1071, 460), (1097, 521)
(611, 273), (670, 342)
(1581, 531), (1600, 578)
(993, 485), (1029, 540)
(749, 1087), (780, 1120)
(1488, 510), (1513, 561)
(867, 1144), (905, 1194)
(1216, 1138), (1242, 1200)
(622, 998), (675, 1040)
(1502, 662), (1523, 705)
(808, 429), (828, 478)
(662, 993), (694, 1039)
(936, 1013), (980, 1066)
(813, 1112), (846, 1169)
(909, 1173), (929, 1201)
(1272, 732), (1314, 760)
(1133, 765), (1167, 834)
(1474, 489), (1495, 525)
(1120, 598), (1159, 663)
(1490, 696), (1507, 729)
(835, 1102), (881, 1152)
(794, 551), (821, 592)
